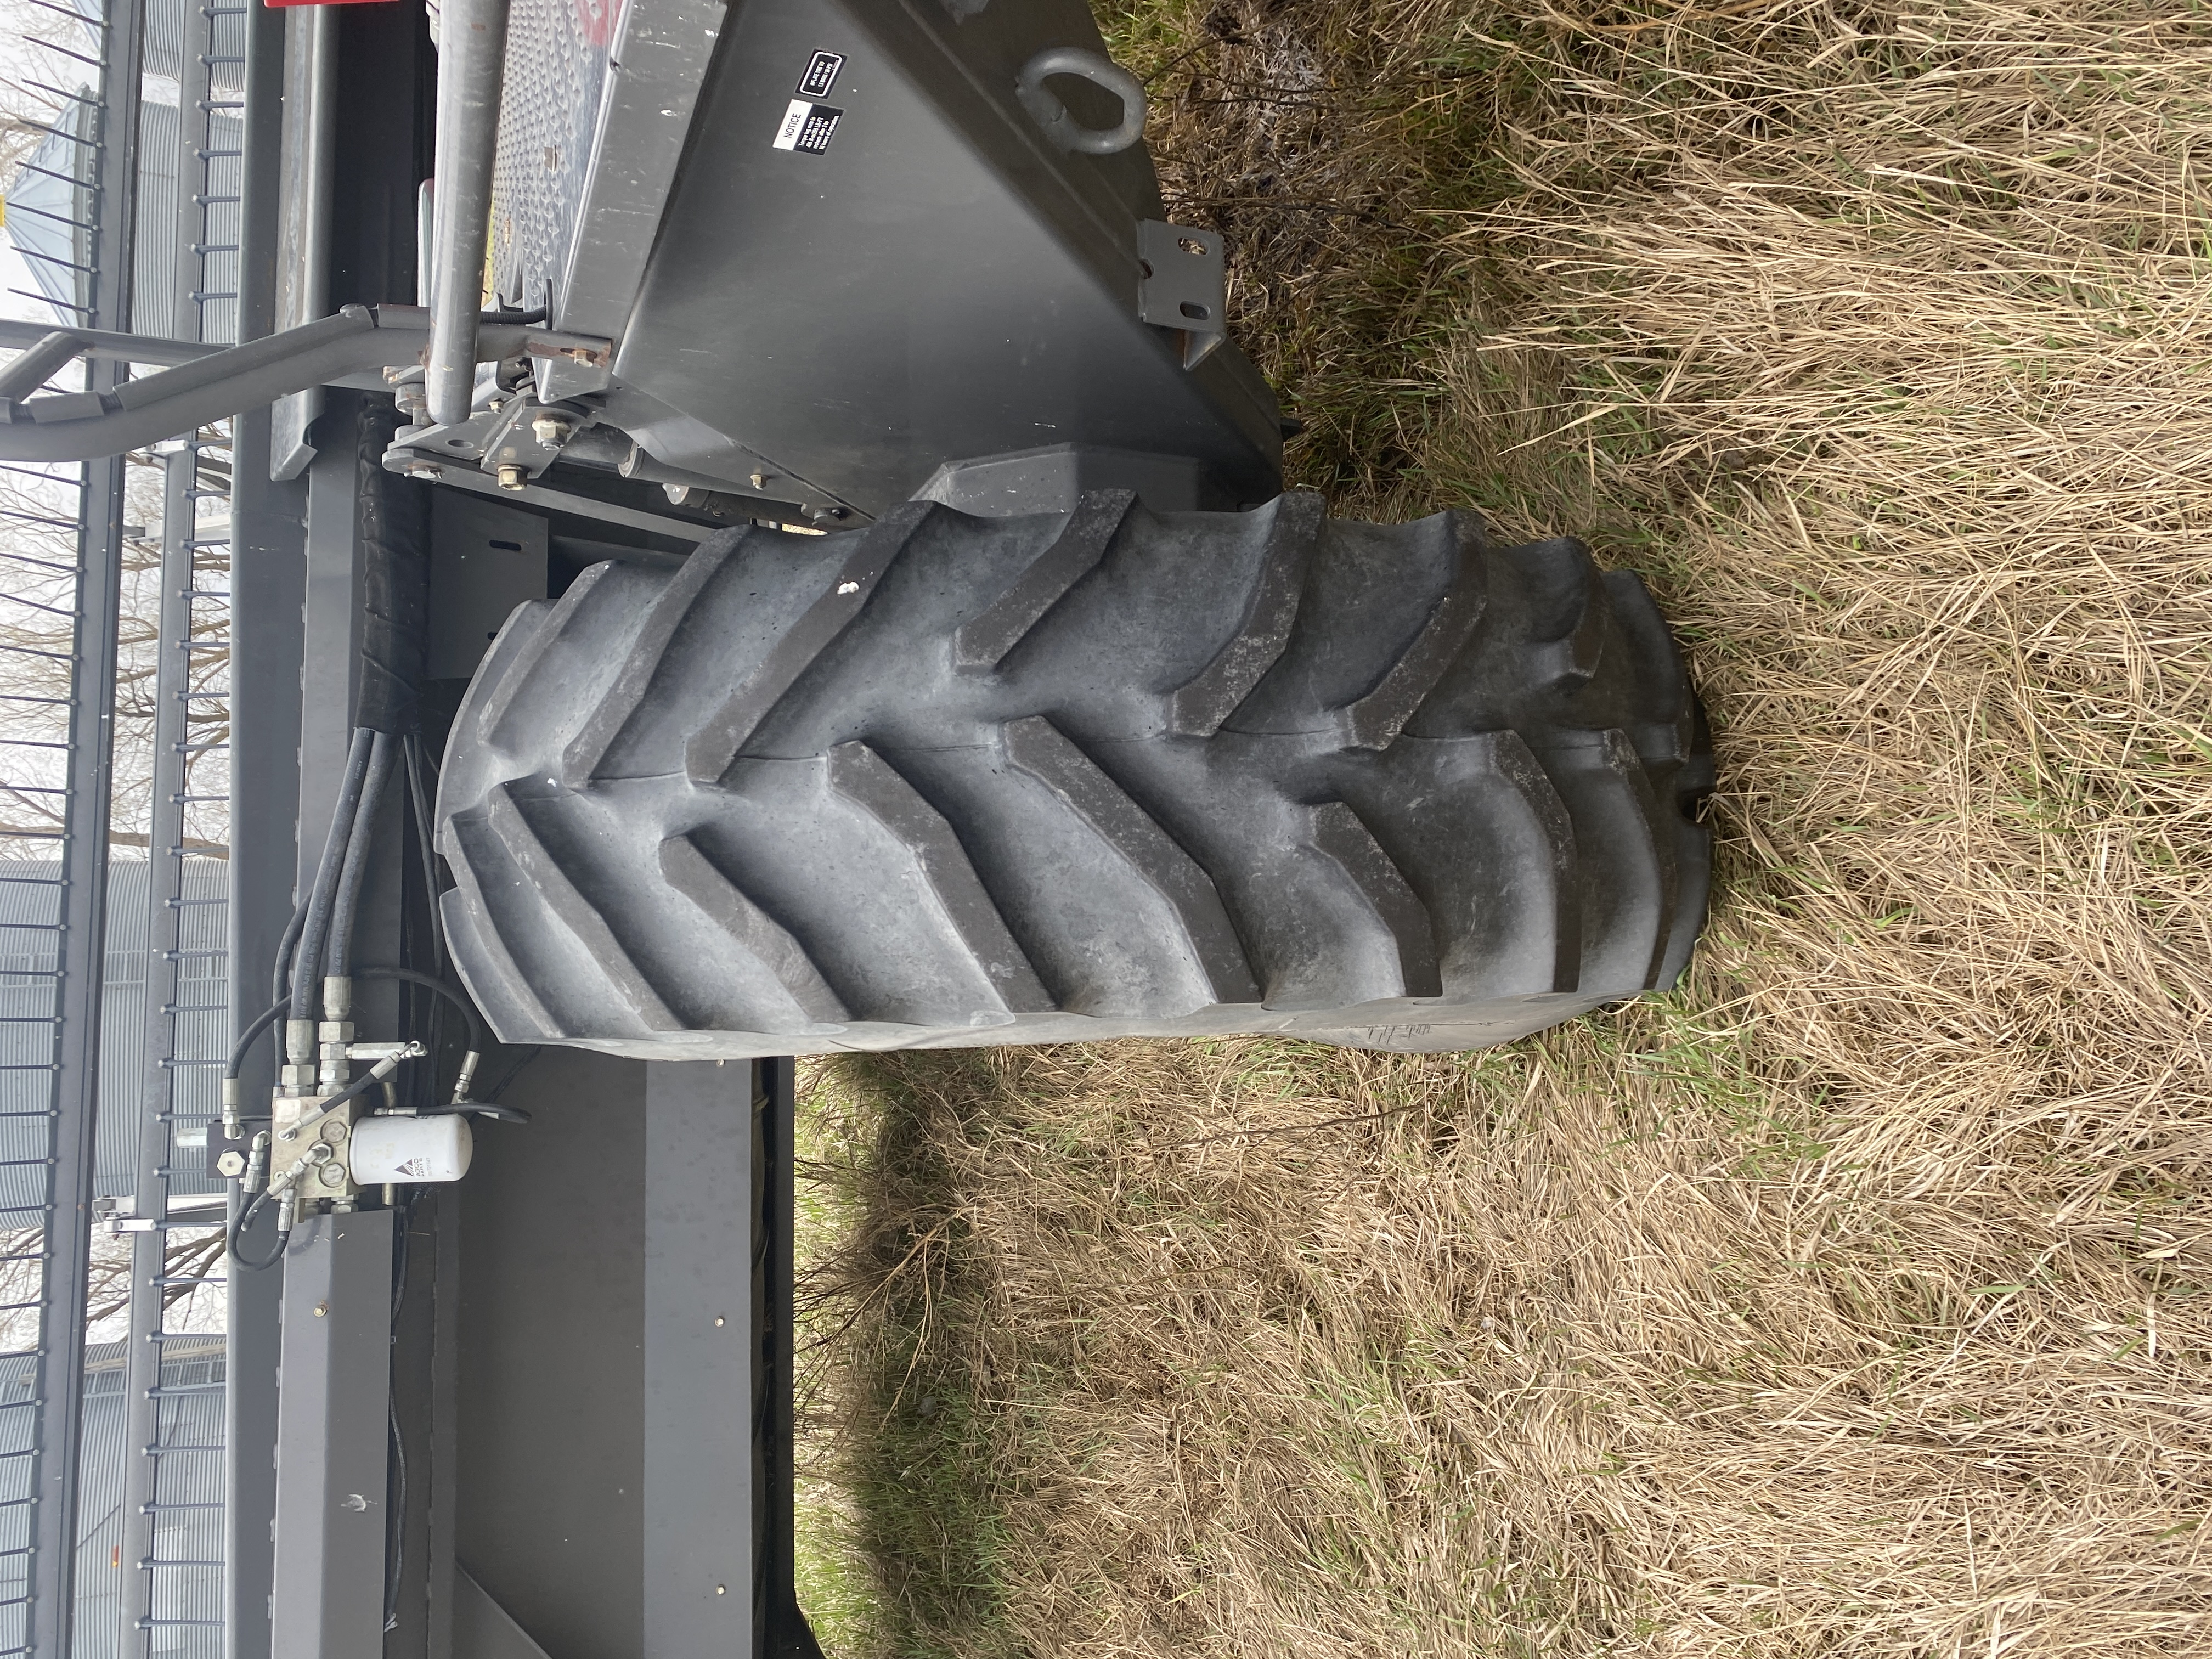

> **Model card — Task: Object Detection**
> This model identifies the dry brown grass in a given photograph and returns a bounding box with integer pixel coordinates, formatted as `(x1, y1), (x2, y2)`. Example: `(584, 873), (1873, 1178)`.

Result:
(791, 0), (2212, 1651)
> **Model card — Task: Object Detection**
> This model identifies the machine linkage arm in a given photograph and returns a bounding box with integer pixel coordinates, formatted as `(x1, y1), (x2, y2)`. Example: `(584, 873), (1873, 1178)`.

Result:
(0, 304), (610, 463)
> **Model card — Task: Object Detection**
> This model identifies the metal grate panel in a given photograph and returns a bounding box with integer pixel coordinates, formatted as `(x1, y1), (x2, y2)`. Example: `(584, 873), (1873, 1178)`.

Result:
(487, 0), (618, 312)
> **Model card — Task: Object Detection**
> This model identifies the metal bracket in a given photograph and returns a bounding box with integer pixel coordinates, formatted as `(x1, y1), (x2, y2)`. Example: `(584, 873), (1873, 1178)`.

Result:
(95, 1192), (229, 1233)
(1137, 221), (1228, 369)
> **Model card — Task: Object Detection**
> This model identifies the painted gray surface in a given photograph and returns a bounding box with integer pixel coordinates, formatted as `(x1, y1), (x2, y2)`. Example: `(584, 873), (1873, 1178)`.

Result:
(449, 1570), (552, 1659)
(426, 494), (549, 682)
(642, 1062), (755, 1658)
(269, 1211), (394, 1659)
(606, 0), (1280, 517)
(455, 1048), (645, 1659)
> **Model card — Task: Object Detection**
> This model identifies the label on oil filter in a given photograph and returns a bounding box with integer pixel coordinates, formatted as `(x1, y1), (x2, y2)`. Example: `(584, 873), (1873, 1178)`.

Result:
(772, 98), (844, 156)
(796, 51), (845, 98)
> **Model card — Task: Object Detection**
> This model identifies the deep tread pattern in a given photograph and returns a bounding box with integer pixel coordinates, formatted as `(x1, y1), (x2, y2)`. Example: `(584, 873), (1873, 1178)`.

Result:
(956, 490), (1135, 672)
(561, 537), (734, 785)
(656, 835), (851, 1027)
(686, 504), (933, 783)
(438, 495), (1712, 1057)
(1309, 801), (1441, 998)
(1167, 491), (1323, 737)
(827, 742), (1056, 1013)
(484, 784), (679, 1034)
(1336, 516), (1487, 749)
(1001, 716), (1261, 1005)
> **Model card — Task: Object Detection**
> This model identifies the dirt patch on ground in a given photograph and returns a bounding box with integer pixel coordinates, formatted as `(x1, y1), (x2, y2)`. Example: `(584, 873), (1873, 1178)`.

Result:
(793, 0), (2212, 1652)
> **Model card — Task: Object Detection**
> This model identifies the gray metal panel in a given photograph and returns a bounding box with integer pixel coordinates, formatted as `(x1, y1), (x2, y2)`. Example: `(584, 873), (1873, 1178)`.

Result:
(643, 1062), (757, 1657)
(546, 0), (725, 341)
(608, 0), (1282, 516)
(448, 1571), (552, 1659)
(425, 494), (548, 680)
(487, 0), (616, 311)
(455, 1049), (644, 1659)
(268, 1210), (394, 1659)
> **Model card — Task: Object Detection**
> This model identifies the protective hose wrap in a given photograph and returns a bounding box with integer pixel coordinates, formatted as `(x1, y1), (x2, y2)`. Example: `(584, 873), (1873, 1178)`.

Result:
(355, 398), (430, 735)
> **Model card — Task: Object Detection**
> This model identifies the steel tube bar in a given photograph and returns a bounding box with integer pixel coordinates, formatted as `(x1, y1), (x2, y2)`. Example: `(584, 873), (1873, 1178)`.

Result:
(27, 0), (144, 1639)
(115, 450), (200, 1657)
(0, 335), (89, 404)
(425, 0), (511, 425)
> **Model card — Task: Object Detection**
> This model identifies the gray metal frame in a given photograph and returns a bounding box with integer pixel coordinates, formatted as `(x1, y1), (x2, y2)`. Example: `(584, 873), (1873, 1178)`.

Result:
(19, 0), (145, 1641)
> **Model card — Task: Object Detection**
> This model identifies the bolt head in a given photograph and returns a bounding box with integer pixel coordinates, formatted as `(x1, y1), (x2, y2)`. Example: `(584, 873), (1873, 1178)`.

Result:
(530, 414), (572, 446)
(496, 464), (528, 491)
(319, 1164), (347, 1188)
(313, 1301), (329, 1318)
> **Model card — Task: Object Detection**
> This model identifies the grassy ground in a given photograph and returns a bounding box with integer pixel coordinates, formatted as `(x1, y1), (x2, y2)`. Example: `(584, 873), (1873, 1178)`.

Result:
(791, 0), (2212, 1652)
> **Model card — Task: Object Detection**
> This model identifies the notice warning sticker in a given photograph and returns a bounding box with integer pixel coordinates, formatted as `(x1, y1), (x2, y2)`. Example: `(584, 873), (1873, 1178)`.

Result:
(797, 50), (845, 98)
(772, 98), (844, 155)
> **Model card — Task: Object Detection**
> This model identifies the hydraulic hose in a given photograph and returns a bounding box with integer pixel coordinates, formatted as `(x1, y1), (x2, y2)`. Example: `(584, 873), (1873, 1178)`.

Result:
(324, 731), (396, 983)
(229, 1189), (284, 1271)
(221, 998), (288, 1133)
(354, 965), (486, 1062)
(268, 897), (308, 1011)
(290, 728), (376, 1025)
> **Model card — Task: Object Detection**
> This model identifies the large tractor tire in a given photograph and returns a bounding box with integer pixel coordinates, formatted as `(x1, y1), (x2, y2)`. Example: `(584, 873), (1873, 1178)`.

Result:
(434, 492), (1711, 1057)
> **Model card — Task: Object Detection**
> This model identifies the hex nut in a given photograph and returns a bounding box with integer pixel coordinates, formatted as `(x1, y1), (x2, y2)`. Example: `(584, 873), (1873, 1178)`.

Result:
(496, 464), (528, 491)
(216, 1149), (246, 1178)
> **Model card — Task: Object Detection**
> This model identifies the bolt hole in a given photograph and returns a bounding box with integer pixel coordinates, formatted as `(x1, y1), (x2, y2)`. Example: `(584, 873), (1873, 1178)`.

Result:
(445, 439), (466, 448)
(1178, 237), (1207, 255)
(489, 539), (523, 551)
(1180, 301), (1210, 321)
(1138, 258), (1154, 278)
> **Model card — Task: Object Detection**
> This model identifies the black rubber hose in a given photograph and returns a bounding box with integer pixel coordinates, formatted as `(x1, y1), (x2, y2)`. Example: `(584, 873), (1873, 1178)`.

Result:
(228, 1190), (284, 1271)
(356, 397), (431, 735)
(225, 998), (287, 1085)
(352, 964), (487, 1065)
(268, 895), (308, 1012)
(324, 731), (397, 981)
(276, 1055), (397, 1137)
(291, 729), (376, 1022)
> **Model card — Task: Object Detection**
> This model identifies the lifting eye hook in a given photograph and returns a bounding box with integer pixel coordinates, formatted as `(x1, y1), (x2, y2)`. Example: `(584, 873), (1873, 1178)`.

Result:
(1015, 48), (1148, 156)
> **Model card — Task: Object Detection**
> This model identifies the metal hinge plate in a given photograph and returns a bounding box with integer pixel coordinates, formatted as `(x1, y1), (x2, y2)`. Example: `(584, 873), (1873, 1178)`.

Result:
(1137, 221), (1228, 369)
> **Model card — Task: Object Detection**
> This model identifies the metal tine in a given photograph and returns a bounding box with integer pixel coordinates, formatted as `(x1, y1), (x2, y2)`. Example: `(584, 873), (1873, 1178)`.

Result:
(23, 35), (103, 70)
(0, 199), (95, 233)
(18, 78), (97, 107)
(7, 291), (92, 315)
(18, 247), (97, 276)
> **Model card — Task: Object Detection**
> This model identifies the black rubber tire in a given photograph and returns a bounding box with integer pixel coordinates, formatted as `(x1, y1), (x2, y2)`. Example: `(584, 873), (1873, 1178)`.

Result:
(435, 492), (1712, 1057)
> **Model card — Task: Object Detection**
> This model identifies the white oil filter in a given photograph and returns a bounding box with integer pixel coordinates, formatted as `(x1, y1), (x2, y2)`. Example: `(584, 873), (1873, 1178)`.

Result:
(348, 1114), (474, 1184)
